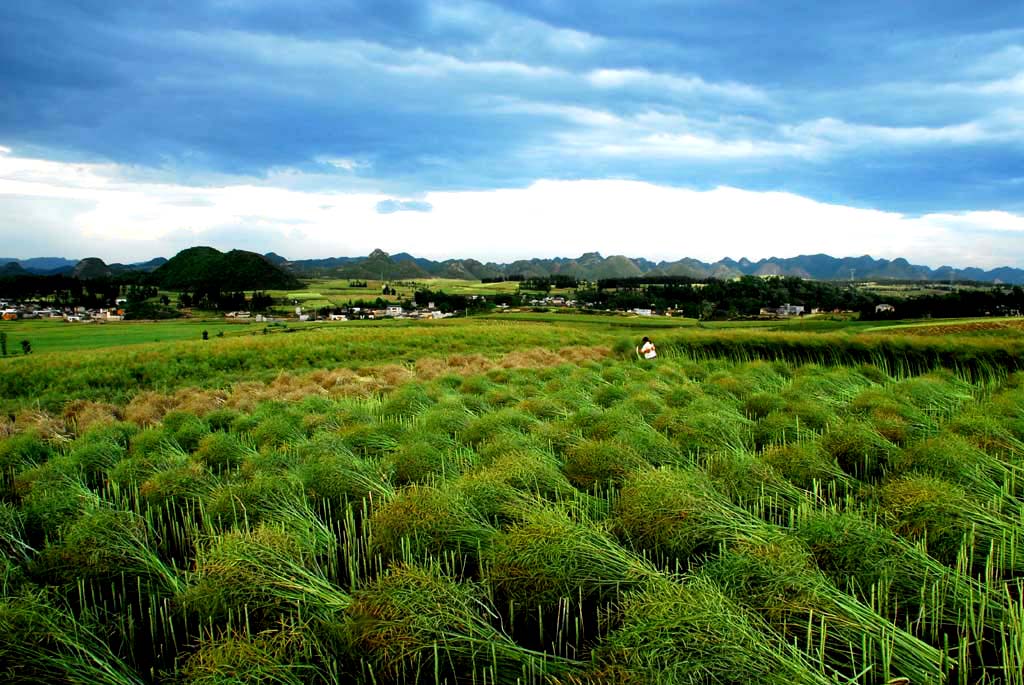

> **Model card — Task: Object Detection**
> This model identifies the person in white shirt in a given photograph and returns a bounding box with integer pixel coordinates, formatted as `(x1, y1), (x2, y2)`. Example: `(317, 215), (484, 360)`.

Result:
(638, 336), (657, 360)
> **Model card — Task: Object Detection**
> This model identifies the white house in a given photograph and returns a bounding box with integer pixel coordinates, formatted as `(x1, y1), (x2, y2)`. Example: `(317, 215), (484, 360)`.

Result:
(385, 305), (403, 317)
(875, 303), (895, 313)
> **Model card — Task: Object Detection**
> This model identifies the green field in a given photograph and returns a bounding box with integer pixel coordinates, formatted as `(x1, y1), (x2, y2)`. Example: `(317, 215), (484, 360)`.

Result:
(2, 316), (1023, 684)
(0, 319), (275, 355)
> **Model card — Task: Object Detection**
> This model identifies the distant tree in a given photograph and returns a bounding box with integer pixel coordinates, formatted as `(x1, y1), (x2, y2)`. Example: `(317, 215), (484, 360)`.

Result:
(250, 291), (273, 311)
(160, 295), (171, 306)
(0, 331), (6, 356)
(202, 330), (208, 341)
(20, 339), (31, 355)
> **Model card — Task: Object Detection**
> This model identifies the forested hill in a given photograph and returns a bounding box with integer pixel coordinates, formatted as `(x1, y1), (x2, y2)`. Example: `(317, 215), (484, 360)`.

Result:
(152, 247), (301, 290)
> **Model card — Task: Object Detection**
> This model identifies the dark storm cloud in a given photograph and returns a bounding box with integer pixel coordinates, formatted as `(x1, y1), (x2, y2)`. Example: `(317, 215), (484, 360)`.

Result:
(1, 0), (1022, 212)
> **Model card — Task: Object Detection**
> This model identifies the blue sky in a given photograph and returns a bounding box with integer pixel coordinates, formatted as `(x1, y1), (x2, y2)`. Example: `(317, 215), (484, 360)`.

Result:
(1, 1), (1023, 267)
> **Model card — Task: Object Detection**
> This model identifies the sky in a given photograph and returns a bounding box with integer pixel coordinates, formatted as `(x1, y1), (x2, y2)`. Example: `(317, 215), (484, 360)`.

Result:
(1, 1), (1023, 269)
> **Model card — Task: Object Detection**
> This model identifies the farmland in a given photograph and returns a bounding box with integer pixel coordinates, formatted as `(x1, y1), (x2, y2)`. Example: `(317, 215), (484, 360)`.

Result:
(2, 318), (1024, 684)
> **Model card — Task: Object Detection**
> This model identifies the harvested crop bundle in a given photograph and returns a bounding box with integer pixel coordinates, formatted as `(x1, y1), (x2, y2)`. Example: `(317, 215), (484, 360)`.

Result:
(893, 434), (1018, 503)
(849, 388), (935, 445)
(182, 623), (328, 685)
(760, 441), (855, 494)
(793, 509), (1005, 641)
(34, 507), (180, 591)
(652, 397), (752, 456)
(183, 524), (346, 626)
(820, 419), (899, 482)
(346, 563), (575, 684)
(160, 411), (211, 453)
(484, 504), (652, 610)
(879, 473), (1024, 573)
(613, 467), (773, 567)
(594, 575), (832, 685)
(369, 484), (496, 567)
(563, 438), (648, 488)
(703, 536), (946, 684)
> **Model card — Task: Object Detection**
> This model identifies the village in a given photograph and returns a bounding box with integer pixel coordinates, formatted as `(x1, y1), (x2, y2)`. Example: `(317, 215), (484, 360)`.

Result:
(0, 293), (895, 323)
(0, 299), (129, 322)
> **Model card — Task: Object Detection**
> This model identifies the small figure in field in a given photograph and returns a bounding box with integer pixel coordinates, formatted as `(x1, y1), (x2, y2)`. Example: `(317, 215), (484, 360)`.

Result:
(638, 336), (657, 360)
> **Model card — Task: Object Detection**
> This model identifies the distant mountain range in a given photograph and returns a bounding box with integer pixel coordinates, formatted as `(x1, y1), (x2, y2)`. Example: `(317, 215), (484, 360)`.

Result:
(2, 249), (1024, 285)
(274, 249), (1024, 285)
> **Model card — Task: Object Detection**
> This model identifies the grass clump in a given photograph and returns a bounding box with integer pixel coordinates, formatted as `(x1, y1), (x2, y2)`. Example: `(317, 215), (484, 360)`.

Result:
(386, 436), (475, 485)
(161, 410), (211, 453)
(703, 449), (808, 516)
(893, 434), (1018, 503)
(202, 474), (306, 531)
(0, 431), (56, 497)
(745, 392), (786, 420)
(849, 388), (935, 445)
(415, 401), (474, 436)
(139, 458), (214, 506)
(0, 590), (145, 685)
(610, 424), (682, 467)
(380, 382), (435, 418)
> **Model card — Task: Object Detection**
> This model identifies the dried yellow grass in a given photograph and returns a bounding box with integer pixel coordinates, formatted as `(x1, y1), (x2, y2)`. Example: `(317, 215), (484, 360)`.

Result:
(124, 391), (180, 426)
(61, 400), (122, 435)
(14, 409), (68, 442)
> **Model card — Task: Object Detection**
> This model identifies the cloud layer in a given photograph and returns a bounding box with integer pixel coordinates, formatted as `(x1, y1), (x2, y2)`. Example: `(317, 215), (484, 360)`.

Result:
(0, 1), (1022, 264)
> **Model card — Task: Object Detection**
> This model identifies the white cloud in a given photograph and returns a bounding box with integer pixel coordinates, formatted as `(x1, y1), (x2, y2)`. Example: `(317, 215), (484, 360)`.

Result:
(0, 151), (1021, 269)
(586, 68), (767, 102)
(785, 117), (991, 147)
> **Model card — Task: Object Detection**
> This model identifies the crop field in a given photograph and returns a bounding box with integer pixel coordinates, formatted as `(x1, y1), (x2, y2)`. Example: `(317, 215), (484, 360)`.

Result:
(2, 319), (1024, 684)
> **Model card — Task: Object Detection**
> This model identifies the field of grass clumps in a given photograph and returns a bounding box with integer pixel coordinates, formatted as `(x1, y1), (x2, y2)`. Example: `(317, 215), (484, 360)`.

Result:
(2, 320), (1024, 684)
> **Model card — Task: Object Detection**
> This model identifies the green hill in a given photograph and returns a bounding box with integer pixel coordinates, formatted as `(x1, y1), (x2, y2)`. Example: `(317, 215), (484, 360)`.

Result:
(153, 246), (301, 290)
